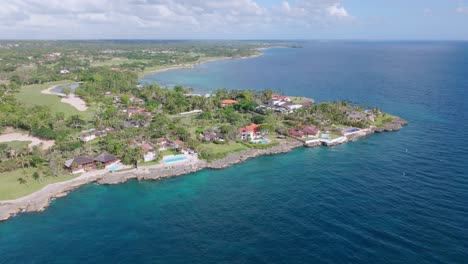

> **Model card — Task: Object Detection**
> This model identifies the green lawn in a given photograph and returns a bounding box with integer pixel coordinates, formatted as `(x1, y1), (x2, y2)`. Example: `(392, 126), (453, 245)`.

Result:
(289, 96), (308, 104)
(91, 58), (148, 67)
(16, 81), (95, 119)
(198, 142), (249, 161)
(1, 140), (31, 149)
(160, 149), (179, 157)
(372, 114), (396, 127)
(0, 169), (78, 200)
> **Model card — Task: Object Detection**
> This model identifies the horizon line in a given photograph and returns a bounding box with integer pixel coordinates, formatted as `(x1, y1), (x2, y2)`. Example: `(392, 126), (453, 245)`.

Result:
(1, 38), (468, 42)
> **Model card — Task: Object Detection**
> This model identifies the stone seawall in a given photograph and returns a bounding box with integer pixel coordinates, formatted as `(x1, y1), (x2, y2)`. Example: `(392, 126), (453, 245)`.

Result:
(0, 119), (407, 222)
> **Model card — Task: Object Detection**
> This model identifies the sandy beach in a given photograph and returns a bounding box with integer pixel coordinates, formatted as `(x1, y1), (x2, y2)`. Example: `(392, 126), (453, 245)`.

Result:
(140, 51), (264, 78)
(60, 94), (88, 111)
(0, 133), (54, 150)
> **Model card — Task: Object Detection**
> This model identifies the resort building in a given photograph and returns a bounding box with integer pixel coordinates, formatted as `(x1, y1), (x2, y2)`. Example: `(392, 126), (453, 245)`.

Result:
(289, 125), (319, 138)
(201, 130), (224, 142)
(256, 95), (307, 114)
(64, 156), (95, 174)
(94, 152), (119, 167)
(78, 129), (97, 142)
(239, 124), (262, 141)
(78, 128), (113, 142)
(141, 142), (157, 162)
(221, 99), (238, 107)
(156, 138), (177, 151)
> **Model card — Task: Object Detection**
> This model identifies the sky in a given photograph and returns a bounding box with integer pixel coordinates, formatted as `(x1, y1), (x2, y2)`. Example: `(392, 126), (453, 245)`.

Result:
(0, 0), (467, 40)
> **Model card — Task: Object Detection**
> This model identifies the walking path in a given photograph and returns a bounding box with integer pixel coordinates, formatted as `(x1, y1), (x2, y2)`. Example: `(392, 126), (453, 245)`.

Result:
(0, 133), (54, 150)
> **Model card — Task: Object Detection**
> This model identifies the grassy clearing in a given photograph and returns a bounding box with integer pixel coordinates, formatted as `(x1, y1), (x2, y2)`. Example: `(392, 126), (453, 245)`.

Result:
(91, 58), (148, 67)
(0, 169), (77, 200)
(289, 96), (310, 104)
(198, 142), (249, 161)
(160, 149), (179, 157)
(16, 81), (95, 119)
(240, 141), (280, 149)
(1, 140), (31, 149)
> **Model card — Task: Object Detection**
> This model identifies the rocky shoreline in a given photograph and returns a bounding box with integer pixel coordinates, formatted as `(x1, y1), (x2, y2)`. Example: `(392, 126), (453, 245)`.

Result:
(0, 119), (406, 222)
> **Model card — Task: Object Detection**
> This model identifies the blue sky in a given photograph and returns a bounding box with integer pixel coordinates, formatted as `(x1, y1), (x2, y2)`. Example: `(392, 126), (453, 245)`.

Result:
(0, 0), (467, 39)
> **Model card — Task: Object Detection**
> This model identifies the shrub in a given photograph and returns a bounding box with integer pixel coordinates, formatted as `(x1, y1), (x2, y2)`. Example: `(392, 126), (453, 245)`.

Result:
(31, 127), (56, 140)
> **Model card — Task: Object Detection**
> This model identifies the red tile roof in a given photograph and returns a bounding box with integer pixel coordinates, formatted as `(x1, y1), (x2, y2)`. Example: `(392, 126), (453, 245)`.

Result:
(239, 124), (261, 133)
(272, 94), (289, 100)
(222, 99), (238, 104)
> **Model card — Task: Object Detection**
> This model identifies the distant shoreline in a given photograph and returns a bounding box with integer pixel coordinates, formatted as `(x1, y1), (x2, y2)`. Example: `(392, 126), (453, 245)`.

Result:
(139, 50), (265, 78)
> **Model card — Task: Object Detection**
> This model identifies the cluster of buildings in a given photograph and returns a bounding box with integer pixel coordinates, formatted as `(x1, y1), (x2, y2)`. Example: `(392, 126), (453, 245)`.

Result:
(78, 128), (115, 142)
(134, 138), (194, 163)
(256, 94), (311, 114)
(113, 96), (146, 106)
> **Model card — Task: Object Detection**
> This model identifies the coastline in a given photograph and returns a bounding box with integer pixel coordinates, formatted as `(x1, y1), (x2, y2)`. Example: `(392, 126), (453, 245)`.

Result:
(139, 51), (264, 78)
(0, 118), (407, 222)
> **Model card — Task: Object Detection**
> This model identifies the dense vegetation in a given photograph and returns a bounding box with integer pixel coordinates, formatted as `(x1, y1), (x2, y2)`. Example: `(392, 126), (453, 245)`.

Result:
(0, 40), (270, 86)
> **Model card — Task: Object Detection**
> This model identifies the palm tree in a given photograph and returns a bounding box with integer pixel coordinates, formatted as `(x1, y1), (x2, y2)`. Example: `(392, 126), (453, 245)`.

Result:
(17, 177), (27, 186)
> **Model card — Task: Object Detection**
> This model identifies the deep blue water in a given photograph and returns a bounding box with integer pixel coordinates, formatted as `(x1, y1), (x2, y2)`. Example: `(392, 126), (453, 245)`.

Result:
(2, 41), (468, 263)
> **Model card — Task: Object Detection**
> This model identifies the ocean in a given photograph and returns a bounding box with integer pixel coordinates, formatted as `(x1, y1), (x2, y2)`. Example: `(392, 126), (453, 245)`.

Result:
(1, 41), (468, 263)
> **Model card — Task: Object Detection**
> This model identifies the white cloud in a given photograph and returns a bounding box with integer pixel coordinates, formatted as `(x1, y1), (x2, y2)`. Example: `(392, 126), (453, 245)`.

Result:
(456, 5), (468, 14)
(327, 3), (349, 17)
(0, 0), (353, 39)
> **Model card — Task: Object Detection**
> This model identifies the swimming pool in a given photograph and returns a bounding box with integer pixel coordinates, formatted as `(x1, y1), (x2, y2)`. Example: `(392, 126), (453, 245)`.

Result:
(108, 164), (121, 172)
(164, 156), (188, 163)
(345, 128), (360, 133)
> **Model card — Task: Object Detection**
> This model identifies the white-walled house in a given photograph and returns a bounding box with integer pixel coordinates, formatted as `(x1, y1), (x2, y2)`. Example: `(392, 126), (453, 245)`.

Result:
(141, 142), (157, 162)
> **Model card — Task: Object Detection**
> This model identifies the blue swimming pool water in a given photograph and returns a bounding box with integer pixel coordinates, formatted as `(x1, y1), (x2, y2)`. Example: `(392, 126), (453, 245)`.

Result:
(164, 156), (187, 163)
(108, 165), (120, 172)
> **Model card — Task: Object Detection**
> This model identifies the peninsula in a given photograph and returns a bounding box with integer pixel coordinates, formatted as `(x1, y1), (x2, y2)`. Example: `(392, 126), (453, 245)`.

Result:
(0, 41), (407, 222)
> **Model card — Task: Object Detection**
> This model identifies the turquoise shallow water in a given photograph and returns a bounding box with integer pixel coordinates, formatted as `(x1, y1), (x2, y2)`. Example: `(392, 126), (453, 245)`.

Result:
(1, 41), (468, 263)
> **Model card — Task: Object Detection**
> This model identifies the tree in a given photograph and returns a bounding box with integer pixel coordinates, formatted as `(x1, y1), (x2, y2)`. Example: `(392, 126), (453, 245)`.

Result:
(32, 171), (41, 182)
(63, 87), (72, 97)
(251, 115), (266, 124)
(17, 177), (27, 186)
